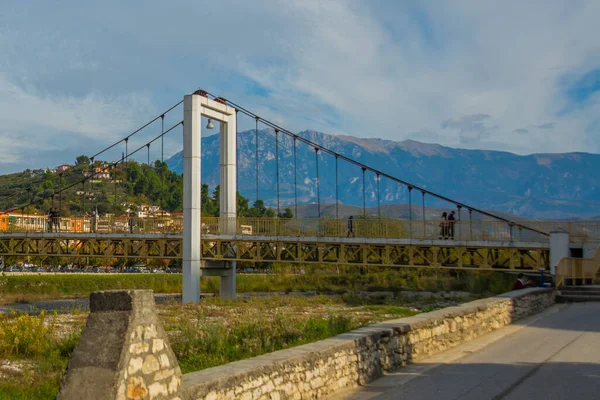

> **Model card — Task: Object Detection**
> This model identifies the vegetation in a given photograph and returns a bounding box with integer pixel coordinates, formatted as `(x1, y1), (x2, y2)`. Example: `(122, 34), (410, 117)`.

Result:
(0, 155), (287, 220)
(0, 268), (516, 306)
(0, 295), (422, 399)
(0, 311), (82, 399)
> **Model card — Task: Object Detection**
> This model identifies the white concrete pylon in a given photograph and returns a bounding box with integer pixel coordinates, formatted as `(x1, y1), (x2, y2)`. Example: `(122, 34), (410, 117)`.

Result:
(182, 93), (237, 303)
(182, 94), (202, 304)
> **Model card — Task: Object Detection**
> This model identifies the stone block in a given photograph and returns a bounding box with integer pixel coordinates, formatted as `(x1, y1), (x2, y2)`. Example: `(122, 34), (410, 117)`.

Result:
(58, 290), (182, 400)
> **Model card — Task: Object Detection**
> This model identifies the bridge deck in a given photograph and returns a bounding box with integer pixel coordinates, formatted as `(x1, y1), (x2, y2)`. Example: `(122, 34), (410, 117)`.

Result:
(0, 232), (550, 271)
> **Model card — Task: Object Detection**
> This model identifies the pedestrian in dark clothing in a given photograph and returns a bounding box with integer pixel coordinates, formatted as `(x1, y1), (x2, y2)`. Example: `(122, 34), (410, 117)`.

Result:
(447, 210), (456, 239)
(53, 209), (60, 232)
(439, 212), (448, 239)
(91, 211), (97, 233)
(128, 212), (135, 233)
(347, 216), (355, 237)
(47, 210), (53, 232)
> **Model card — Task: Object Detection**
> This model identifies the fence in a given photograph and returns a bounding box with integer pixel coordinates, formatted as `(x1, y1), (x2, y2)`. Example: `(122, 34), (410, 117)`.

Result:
(2, 214), (600, 243)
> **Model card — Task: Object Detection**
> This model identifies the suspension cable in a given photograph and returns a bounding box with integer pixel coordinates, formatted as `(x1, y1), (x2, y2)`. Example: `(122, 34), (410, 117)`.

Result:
(315, 148), (321, 218)
(421, 191), (426, 236)
(89, 100), (183, 161)
(362, 167), (366, 218)
(408, 186), (413, 236)
(255, 117), (259, 206)
(275, 129), (280, 216)
(161, 114), (165, 209)
(469, 208), (473, 239)
(293, 136), (298, 220)
(113, 164), (118, 218)
(202, 90), (544, 235)
(377, 173), (381, 218)
(82, 181), (86, 217)
(335, 155), (339, 219)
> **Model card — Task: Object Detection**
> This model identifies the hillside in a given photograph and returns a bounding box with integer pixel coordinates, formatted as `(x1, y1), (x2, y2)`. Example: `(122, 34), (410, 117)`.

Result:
(166, 130), (600, 219)
(0, 159), (184, 216)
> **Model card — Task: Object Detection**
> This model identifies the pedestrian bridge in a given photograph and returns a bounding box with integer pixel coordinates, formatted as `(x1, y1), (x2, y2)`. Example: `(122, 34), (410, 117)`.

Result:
(3, 217), (595, 271)
(3, 91), (599, 301)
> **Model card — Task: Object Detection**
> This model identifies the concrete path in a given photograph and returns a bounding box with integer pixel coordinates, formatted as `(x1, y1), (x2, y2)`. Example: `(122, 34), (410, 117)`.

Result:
(331, 303), (600, 400)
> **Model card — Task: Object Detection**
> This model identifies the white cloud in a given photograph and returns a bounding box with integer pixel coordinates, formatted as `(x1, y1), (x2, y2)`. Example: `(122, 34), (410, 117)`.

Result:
(0, 75), (153, 138)
(1, 0), (600, 174)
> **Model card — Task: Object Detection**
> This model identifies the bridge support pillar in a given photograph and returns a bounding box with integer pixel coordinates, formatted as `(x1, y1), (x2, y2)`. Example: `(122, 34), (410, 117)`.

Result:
(550, 231), (570, 276)
(219, 262), (236, 300)
(182, 94), (202, 303)
(201, 261), (236, 300)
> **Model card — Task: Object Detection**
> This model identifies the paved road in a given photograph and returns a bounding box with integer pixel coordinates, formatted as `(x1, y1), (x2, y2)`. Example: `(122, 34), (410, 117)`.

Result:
(332, 302), (600, 400)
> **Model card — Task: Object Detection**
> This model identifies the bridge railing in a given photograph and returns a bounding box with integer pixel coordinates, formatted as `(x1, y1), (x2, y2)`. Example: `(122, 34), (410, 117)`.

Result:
(3, 214), (600, 242)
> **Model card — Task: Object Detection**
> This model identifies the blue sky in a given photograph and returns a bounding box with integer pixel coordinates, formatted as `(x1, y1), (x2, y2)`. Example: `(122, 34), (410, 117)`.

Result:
(1, 0), (600, 174)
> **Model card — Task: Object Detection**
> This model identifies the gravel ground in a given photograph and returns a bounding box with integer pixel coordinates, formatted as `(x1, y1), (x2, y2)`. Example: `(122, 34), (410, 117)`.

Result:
(0, 290), (476, 315)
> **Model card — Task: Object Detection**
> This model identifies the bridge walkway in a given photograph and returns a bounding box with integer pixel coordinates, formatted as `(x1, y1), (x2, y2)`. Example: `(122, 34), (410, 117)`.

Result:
(0, 232), (550, 270)
(331, 302), (600, 400)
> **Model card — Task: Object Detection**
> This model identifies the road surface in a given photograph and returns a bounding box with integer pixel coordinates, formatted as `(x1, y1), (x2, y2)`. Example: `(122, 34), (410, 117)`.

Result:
(331, 302), (600, 400)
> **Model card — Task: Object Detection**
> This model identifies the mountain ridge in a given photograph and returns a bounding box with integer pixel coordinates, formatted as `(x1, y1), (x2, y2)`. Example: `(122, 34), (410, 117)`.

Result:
(166, 129), (600, 219)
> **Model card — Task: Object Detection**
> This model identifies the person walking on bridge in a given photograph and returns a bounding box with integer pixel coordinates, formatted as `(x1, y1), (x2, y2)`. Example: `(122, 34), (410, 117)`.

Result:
(448, 210), (456, 239)
(53, 208), (60, 232)
(47, 209), (53, 233)
(347, 216), (355, 237)
(439, 212), (448, 239)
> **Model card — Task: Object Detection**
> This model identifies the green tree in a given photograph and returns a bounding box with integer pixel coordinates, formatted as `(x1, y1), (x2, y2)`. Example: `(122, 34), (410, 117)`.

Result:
(76, 155), (90, 165)
(278, 207), (293, 219)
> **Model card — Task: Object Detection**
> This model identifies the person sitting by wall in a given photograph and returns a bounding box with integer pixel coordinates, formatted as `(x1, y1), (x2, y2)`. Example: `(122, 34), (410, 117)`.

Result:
(513, 273), (533, 290)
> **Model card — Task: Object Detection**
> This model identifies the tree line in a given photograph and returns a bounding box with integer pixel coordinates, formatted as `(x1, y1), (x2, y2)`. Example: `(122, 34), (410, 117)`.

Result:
(1, 155), (292, 218)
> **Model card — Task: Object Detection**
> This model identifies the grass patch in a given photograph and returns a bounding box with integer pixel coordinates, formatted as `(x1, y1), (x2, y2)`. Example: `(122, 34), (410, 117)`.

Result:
(159, 295), (420, 373)
(0, 311), (82, 399)
(0, 269), (516, 305)
(0, 294), (426, 398)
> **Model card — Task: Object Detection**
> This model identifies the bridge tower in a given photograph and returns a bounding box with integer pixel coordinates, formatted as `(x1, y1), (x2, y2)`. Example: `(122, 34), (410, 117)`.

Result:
(182, 92), (237, 303)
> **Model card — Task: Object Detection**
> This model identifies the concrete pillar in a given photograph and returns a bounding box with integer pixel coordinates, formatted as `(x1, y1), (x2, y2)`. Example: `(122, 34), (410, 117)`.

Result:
(219, 113), (237, 300)
(182, 94), (202, 303)
(219, 262), (236, 299)
(550, 231), (570, 276)
(219, 114), (237, 234)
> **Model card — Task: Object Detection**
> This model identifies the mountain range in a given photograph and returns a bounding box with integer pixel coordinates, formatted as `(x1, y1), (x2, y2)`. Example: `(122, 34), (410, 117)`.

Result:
(166, 129), (600, 220)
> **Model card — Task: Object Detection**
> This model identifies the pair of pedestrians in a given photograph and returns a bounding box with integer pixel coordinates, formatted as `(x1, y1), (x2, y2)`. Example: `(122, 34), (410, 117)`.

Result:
(439, 210), (456, 239)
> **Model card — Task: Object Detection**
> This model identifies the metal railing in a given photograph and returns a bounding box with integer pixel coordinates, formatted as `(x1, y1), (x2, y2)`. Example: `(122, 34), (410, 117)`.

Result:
(555, 245), (600, 287)
(3, 215), (600, 242)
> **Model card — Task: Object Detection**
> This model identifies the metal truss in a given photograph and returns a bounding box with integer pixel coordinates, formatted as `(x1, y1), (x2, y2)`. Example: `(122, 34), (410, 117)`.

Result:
(0, 235), (182, 259)
(200, 239), (550, 271)
(0, 234), (549, 271)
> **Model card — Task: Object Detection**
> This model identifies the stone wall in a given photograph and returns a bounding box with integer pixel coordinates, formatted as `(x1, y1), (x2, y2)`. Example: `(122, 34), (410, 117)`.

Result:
(183, 288), (555, 400)
(57, 288), (554, 400)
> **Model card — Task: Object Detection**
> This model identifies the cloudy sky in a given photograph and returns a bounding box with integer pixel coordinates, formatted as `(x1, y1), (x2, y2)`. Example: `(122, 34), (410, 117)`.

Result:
(1, 0), (600, 174)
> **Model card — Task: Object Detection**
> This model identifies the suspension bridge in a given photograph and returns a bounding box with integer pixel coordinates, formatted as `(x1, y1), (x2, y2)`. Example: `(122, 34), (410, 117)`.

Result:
(1, 90), (599, 302)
